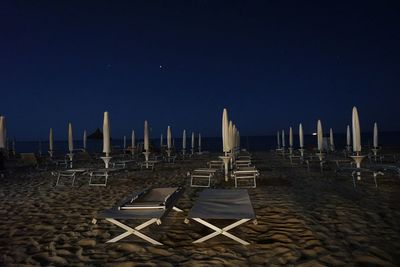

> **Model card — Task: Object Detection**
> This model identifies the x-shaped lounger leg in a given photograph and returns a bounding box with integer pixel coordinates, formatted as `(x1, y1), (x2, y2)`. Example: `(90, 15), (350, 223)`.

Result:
(105, 218), (163, 245)
(192, 218), (251, 245)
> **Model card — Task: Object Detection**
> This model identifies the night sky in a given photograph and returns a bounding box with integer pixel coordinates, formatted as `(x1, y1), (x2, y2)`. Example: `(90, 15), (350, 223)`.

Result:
(1, 1), (400, 140)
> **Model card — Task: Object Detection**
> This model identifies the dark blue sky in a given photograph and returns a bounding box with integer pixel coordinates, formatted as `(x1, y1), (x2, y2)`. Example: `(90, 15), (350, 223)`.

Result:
(1, 1), (399, 140)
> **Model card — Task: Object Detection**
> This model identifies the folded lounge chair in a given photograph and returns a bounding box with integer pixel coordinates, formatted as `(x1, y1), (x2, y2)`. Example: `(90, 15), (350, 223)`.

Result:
(231, 169), (259, 188)
(186, 189), (256, 245)
(54, 168), (87, 186)
(335, 167), (384, 188)
(188, 168), (218, 188)
(93, 187), (184, 245)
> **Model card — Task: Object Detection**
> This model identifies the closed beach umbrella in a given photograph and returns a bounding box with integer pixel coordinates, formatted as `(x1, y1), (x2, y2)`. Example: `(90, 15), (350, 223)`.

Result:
(373, 122), (378, 148)
(131, 130), (135, 149)
(228, 121), (233, 151)
(191, 132), (195, 150)
(289, 127), (293, 148)
(167, 126), (172, 149)
(144, 120), (149, 152)
(103, 112), (111, 156)
(237, 131), (240, 148)
(182, 130), (186, 149)
(198, 133), (201, 148)
(317, 120), (323, 152)
(346, 125), (351, 147)
(281, 130), (285, 148)
(123, 135), (126, 149)
(277, 130), (281, 148)
(160, 134), (163, 148)
(329, 128), (334, 149)
(49, 128), (54, 151)
(232, 125), (236, 150)
(83, 130), (87, 150)
(352, 107), (361, 153)
(222, 108), (230, 153)
(299, 123), (304, 148)
(0, 116), (5, 149)
(68, 123), (73, 153)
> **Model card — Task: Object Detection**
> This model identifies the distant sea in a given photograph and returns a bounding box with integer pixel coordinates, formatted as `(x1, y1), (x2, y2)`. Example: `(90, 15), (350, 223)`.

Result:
(10, 132), (400, 154)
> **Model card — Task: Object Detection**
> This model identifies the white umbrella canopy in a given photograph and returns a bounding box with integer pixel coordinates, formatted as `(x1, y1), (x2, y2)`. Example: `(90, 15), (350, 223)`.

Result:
(49, 128), (54, 151)
(317, 120), (323, 152)
(281, 130), (285, 148)
(68, 122), (74, 153)
(237, 131), (240, 148)
(346, 125), (351, 147)
(299, 123), (304, 148)
(198, 133), (201, 148)
(277, 130), (281, 148)
(329, 128), (334, 149)
(373, 122), (378, 148)
(222, 108), (230, 153)
(232, 125), (236, 150)
(83, 130), (87, 150)
(352, 107), (362, 153)
(0, 116), (6, 149)
(167, 126), (172, 149)
(289, 127), (293, 148)
(182, 130), (186, 149)
(131, 130), (135, 149)
(191, 132), (195, 149)
(144, 120), (149, 152)
(103, 112), (111, 156)
(228, 121), (233, 151)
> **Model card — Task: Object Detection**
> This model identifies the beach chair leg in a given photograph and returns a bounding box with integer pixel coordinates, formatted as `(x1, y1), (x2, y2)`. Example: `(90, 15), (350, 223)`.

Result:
(192, 218), (251, 245)
(172, 206), (183, 212)
(56, 173), (61, 186)
(105, 218), (163, 245)
(351, 171), (356, 188)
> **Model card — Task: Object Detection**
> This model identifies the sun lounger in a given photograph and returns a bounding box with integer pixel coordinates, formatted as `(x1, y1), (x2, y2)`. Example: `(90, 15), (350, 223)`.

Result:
(207, 160), (224, 171)
(87, 168), (119, 186)
(186, 189), (256, 245)
(335, 167), (384, 188)
(112, 159), (136, 169)
(94, 187), (184, 245)
(55, 168), (87, 186)
(231, 169), (259, 188)
(188, 168), (218, 188)
(235, 159), (252, 168)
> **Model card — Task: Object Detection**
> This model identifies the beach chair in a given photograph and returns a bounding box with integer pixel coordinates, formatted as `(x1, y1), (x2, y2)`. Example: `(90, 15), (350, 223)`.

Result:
(87, 168), (119, 186)
(188, 168), (218, 187)
(55, 168), (87, 186)
(93, 187), (184, 245)
(186, 189), (256, 245)
(231, 169), (259, 188)
(207, 160), (224, 171)
(335, 167), (384, 188)
(112, 159), (136, 169)
(235, 159), (252, 168)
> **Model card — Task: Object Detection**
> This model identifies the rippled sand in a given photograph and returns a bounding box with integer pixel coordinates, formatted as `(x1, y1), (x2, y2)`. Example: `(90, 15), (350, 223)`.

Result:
(1, 152), (399, 266)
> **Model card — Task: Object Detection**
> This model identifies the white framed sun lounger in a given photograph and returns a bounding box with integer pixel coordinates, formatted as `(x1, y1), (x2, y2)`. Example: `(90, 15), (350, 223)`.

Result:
(335, 167), (384, 188)
(207, 160), (224, 171)
(112, 159), (136, 169)
(232, 169), (259, 188)
(94, 187), (184, 245)
(186, 189), (256, 245)
(188, 169), (217, 188)
(88, 168), (119, 186)
(55, 168), (87, 186)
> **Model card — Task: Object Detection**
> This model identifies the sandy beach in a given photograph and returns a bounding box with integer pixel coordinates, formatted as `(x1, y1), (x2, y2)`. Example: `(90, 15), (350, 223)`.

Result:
(0, 152), (400, 266)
